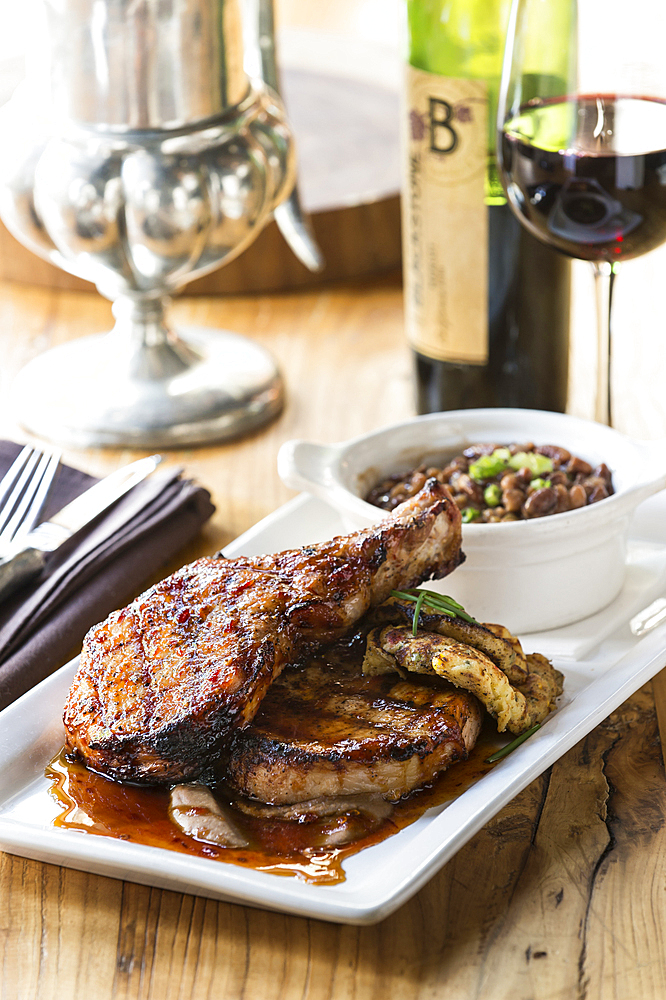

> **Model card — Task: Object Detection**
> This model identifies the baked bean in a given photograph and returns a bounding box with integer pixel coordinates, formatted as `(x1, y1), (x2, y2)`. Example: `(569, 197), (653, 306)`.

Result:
(463, 443), (497, 459)
(583, 476), (606, 495)
(509, 442), (535, 455)
(523, 487), (558, 518)
(569, 484), (587, 508)
(503, 488), (525, 513)
(365, 442), (614, 522)
(554, 483), (572, 513)
(567, 455), (593, 475)
(403, 471), (426, 496)
(515, 467), (534, 486)
(457, 474), (485, 504)
(536, 444), (571, 465)
(588, 483), (610, 503)
(500, 472), (520, 491)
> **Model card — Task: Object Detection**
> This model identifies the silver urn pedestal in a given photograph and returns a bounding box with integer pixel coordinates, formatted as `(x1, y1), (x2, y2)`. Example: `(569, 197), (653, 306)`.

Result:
(0, 0), (320, 448)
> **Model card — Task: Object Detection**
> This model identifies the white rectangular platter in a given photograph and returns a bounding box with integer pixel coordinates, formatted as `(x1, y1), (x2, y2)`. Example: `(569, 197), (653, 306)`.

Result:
(1, 491), (666, 926)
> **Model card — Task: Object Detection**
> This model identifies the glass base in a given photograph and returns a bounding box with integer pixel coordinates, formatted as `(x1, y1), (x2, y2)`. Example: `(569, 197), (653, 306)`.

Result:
(11, 325), (284, 448)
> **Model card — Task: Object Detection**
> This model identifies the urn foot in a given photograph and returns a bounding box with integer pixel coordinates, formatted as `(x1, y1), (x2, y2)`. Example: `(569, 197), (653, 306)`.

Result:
(11, 323), (284, 449)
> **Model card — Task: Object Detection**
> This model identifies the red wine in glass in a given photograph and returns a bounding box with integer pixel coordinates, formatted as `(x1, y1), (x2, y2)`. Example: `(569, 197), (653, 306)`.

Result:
(500, 94), (666, 264)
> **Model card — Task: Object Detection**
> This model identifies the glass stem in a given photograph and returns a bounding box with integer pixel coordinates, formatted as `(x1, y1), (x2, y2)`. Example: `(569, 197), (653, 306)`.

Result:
(591, 261), (619, 426)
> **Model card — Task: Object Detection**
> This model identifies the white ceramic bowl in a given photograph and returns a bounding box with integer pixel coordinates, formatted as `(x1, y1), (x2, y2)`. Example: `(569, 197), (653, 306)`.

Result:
(278, 408), (666, 633)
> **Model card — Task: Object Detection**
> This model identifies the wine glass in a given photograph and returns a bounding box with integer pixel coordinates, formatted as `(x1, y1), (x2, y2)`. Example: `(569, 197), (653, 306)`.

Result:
(497, 0), (666, 425)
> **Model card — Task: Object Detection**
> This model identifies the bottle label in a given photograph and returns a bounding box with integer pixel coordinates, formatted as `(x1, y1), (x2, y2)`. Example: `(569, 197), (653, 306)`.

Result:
(403, 67), (489, 364)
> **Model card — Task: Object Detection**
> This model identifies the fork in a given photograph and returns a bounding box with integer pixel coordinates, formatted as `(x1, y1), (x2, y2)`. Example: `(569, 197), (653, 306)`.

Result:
(0, 446), (61, 554)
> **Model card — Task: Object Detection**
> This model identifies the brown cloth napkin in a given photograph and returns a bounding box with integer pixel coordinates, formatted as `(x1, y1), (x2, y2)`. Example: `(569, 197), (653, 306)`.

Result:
(0, 441), (215, 710)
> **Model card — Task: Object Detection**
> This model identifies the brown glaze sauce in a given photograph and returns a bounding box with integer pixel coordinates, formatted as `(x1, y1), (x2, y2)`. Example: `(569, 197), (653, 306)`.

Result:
(46, 720), (500, 885)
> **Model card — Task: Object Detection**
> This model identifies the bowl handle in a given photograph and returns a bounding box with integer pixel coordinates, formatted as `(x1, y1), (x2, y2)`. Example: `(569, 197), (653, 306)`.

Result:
(623, 437), (666, 507)
(277, 439), (343, 497)
(622, 474), (666, 509)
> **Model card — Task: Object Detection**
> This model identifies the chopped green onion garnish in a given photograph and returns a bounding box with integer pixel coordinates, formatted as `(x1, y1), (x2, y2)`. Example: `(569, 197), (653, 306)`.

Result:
(508, 452), (553, 476)
(484, 483), (502, 507)
(485, 724), (541, 763)
(530, 477), (552, 491)
(469, 452), (509, 482)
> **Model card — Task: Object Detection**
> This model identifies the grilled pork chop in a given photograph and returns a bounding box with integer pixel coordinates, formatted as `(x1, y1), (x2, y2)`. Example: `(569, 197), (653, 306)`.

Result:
(63, 479), (462, 785)
(227, 659), (481, 804)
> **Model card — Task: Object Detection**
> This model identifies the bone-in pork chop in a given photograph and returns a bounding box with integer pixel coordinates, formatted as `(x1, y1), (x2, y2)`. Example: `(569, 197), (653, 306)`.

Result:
(63, 479), (462, 785)
(226, 659), (482, 804)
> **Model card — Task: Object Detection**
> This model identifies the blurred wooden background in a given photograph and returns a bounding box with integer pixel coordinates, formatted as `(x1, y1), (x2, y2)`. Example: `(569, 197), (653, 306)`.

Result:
(0, 0), (662, 437)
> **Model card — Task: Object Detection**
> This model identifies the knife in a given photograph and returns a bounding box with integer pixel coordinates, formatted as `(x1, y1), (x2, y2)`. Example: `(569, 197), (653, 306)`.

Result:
(0, 454), (162, 602)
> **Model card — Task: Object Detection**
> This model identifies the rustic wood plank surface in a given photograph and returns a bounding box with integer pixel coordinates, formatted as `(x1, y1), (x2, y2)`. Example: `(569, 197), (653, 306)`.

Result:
(1, 265), (666, 999)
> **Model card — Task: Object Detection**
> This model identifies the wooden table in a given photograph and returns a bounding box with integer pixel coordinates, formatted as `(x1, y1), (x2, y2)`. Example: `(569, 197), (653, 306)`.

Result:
(1, 259), (666, 999)
(4, 0), (666, 987)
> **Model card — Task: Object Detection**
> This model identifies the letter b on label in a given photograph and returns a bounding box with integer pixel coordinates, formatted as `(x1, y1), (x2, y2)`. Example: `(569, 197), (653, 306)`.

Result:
(429, 98), (457, 154)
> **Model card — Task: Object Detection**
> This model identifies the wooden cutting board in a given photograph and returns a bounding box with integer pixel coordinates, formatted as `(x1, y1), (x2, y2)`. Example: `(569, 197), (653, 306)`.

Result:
(0, 68), (402, 294)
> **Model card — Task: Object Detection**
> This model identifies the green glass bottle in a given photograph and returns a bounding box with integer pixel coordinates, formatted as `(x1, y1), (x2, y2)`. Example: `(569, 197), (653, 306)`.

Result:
(403, 0), (571, 412)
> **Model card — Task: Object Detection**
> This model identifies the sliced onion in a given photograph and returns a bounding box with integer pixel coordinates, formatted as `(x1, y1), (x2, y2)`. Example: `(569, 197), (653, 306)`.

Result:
(169, 783), (249, 848)
(233, 793), (393, 824)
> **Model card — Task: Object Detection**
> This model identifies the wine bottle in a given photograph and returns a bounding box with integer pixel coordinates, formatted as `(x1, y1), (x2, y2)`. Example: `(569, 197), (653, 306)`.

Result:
(403, 0), (571, 413)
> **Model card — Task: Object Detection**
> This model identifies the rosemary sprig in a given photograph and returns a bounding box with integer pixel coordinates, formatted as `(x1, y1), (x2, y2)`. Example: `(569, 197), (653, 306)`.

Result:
(391, 588), (480, 635)
(485, 724), (541, 763)
(412, 590), (427, 632)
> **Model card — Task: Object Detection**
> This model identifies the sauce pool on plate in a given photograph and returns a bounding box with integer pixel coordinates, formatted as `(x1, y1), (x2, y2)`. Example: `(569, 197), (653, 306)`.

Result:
(46, 723), (500, 885)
